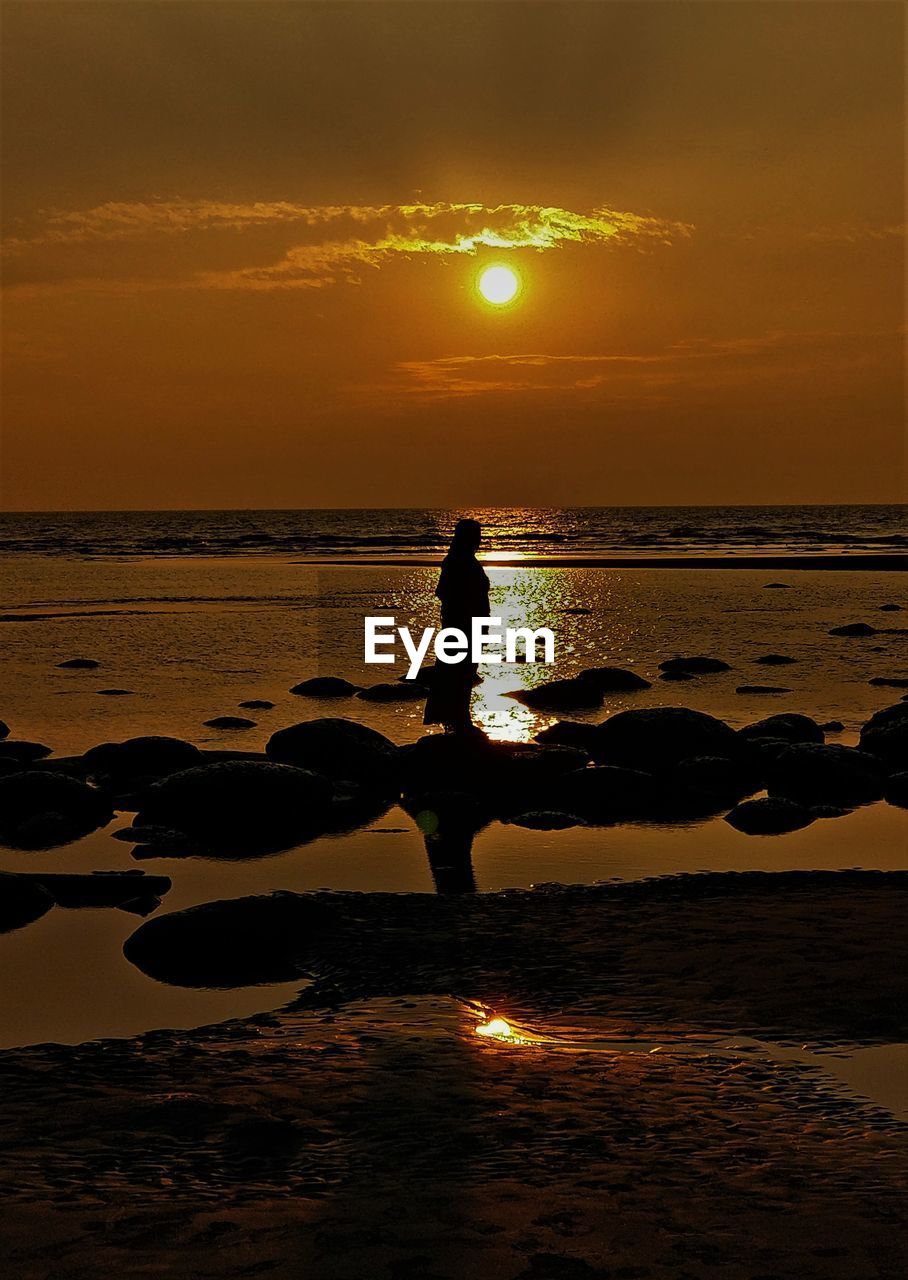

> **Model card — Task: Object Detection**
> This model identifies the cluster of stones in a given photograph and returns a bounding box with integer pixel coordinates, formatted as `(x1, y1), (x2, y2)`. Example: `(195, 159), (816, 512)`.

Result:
(0, 694), (906, 865)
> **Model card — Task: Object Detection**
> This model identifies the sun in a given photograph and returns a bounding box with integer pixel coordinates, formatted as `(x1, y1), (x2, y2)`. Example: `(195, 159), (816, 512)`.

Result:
(478, 264), (520, 306)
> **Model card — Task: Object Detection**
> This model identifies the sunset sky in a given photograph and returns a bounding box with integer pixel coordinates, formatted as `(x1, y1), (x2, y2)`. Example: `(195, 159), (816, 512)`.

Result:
(2, 1), (904, 510)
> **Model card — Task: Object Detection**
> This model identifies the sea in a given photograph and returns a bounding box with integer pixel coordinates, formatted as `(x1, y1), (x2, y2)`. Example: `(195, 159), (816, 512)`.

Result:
(1, 504), (905, 559)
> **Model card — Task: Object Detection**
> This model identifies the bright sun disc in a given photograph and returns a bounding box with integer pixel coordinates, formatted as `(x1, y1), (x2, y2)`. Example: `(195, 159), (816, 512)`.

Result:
(478, 264), (519, 305)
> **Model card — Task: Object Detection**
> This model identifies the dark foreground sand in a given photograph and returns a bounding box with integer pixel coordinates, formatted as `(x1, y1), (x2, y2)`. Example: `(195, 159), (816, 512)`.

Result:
(1, 871), (906, 1279)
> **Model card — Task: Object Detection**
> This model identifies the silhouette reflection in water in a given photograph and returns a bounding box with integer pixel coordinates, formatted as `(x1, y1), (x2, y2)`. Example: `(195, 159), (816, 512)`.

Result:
(409, 792), (484, 894)
(423, 519), (490, 736)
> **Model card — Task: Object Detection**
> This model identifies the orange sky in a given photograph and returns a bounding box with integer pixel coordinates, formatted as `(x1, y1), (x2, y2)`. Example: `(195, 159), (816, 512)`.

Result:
(1, 1), (904, 510)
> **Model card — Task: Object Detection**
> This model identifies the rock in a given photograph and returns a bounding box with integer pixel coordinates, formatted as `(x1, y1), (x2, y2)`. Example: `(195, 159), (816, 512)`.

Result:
(884, 772), (908, 808)
(56, 658), (100, 669)
(83, 736), (202, 783)
(554, 765), (663, 822)
(266, 718), (398, 791)
(399, 732), (507, 797)
(878, 603), (903, 611)
(507, 810), (586, 830)
(859, 702), (908, 768)
(534, 721), (602, 752)
(658, 657), (731, 674)
(869, 677), (908, 689)
(0, 870), (53, 933)
(203, 716), (256, 729)
(766, 744), (885, 807)
(739, 713), (824, 745)
(0, 741), (52, 763)
(829, 623), (877, 637)
(754, 654), (798, 666)
(659, 670), (694, 682)
(0, 721), (9, 739)
(819, 720), (845, 733)
(96, 689), (134, 696)
(0, 771), (112, 849)
(511, 678), (603, 712)
(136, 761), (334, 852)
(575, 667), (652, 692)
(499, 744), (591, 808)
(670, 755), (757, 804)
(735, 685), (791, 695)
(763, 583), (791, 588)
(124, 893), (328, 987)
(725, 797), (815, 835)
(592, 707), (740, 771)
(14, 870), (172, 910)
(290, 677), (360, 698)
(239, 700), (275, 709)
(355, 682), (428, 702)
(560, 607), (593, 615)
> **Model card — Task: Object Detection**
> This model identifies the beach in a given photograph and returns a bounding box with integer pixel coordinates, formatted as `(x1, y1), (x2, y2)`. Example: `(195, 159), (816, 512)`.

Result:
(0, 510), (906, 1276)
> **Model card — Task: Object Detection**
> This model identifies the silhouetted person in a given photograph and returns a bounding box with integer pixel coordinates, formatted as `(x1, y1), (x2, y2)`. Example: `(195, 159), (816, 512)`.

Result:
(423, 518), (490, 734)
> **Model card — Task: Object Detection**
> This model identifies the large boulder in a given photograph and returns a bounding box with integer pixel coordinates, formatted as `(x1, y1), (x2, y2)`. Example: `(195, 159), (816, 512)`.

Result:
(399, 732), (509, 797)
(83, 736), (202, 783)
(497, 744), (590, 812)
(511, 678), (603, 712)
(738, 713), (824, 746)
(553, 766), (664, 823)
(0, 721), (9, 740)
(575, 667), (652, 692)
(0, 771), (112, 848)
(859, 703), (908, 769)
(0, 870), (54, 933)
(753, 654), (797, 666)
(725, 797), (815, 835)
(135, 761), (334, 852)
(124, 893), (328, 987)
(592, 707), (739, 771)
(658, 656), (731, 674)
(669, 755), (758, 806)
(266, 718), (398, 791)
(766, 744), (885, 807)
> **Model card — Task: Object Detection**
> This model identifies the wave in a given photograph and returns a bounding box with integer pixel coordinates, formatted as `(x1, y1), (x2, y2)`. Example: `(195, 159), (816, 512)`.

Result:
(0, 506), (905, 560)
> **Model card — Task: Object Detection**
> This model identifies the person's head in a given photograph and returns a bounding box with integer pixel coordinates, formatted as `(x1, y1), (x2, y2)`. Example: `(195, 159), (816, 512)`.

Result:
(451, 518), (481, 553)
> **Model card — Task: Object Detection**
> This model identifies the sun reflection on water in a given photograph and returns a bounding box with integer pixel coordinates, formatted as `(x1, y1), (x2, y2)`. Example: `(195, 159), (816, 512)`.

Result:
(470, 567), (566, 743)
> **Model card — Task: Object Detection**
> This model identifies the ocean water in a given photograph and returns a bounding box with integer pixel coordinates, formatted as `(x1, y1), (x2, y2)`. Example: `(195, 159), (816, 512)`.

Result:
(0, 512), (905, 1046)
(1, 504), (905, 558)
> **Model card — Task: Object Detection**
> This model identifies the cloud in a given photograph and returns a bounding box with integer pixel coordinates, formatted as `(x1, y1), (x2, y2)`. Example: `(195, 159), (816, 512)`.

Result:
(381, 330), (898, 401)
(3, 200), (692, 292)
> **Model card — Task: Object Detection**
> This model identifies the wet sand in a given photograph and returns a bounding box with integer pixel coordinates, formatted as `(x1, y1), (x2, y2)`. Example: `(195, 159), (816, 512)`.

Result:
(1, 871), (906, 1280)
